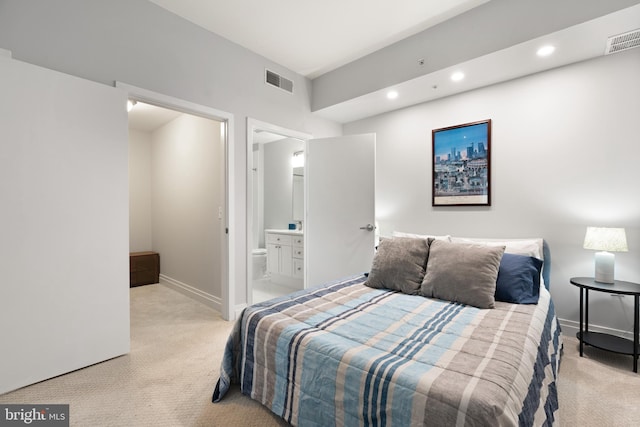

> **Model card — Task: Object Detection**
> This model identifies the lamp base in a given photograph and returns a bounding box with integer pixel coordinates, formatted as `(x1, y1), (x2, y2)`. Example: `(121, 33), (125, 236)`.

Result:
(594, 251), (615, 284)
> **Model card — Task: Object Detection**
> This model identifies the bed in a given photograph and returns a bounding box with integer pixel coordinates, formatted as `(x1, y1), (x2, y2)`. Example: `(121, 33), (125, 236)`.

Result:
(213, 236), (562, 426)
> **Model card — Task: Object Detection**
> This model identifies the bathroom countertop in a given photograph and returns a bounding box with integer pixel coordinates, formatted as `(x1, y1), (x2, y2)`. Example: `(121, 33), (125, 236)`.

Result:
(265, 229), (303, 235)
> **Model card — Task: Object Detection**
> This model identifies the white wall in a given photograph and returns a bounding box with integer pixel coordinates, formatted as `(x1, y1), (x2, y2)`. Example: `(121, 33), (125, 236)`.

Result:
(345, 49), (640, 336)
(0, 0), (342, 308)
(152, 114), (224, 299)
(129, 129), (153, 252)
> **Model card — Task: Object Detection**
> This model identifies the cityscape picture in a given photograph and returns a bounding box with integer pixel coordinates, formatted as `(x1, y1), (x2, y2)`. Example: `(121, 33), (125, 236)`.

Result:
(432, 119), (491, 206)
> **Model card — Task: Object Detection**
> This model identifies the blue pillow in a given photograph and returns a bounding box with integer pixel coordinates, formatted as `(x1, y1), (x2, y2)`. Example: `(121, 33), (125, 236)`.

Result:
(495, 253), (543, 304)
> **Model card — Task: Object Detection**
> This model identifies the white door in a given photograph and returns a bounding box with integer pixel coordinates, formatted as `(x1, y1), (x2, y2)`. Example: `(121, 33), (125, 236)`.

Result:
(305, 134), (376, 288)
(0, 56), (129, 394)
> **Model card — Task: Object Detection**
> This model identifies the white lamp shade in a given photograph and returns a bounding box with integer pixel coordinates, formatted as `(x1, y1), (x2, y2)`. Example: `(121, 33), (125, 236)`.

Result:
(584, 227), (627, 284)
(583, 227), (628, 252)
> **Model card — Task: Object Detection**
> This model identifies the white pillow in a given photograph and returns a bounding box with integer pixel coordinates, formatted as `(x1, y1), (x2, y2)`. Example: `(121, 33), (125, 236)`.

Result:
(392, 231), (451, 241)
(450, 237), (543, 260)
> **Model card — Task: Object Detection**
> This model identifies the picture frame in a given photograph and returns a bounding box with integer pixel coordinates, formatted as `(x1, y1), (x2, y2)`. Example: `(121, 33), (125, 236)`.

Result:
(432, 119), (491, 206)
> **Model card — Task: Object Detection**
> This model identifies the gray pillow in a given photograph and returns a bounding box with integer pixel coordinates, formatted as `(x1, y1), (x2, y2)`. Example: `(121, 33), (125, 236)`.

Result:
(366, 237), (433, 295)
(420, 240), (505, 309)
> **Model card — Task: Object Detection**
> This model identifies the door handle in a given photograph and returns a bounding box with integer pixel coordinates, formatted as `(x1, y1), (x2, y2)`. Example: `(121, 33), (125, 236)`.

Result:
(359, 224), (375, 232)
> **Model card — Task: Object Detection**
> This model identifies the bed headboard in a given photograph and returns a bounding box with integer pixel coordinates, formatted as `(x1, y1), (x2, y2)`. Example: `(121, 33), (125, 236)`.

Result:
(542, 239), (551, 289)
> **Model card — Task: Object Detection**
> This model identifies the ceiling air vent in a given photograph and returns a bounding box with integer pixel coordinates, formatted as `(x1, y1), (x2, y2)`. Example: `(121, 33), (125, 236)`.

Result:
(265, 69), (294, 94)
(605, 28), (640, 55)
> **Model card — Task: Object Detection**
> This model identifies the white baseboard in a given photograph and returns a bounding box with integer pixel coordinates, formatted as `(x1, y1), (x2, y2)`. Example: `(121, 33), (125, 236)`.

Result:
(159, 274), (222, 313)
(558, 317), (635, 341)
(0, 48), (12, 58)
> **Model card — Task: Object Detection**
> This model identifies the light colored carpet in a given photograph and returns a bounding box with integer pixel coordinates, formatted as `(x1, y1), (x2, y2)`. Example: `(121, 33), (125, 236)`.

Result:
(556, 336), (640, 426)
(1, 284), (638, 426)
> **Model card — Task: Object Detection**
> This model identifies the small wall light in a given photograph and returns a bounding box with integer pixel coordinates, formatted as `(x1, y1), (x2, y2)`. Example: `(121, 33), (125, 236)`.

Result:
(292, 150), (304, 168)
(583, 227), (628, 283)
(127, 100), (137, 112)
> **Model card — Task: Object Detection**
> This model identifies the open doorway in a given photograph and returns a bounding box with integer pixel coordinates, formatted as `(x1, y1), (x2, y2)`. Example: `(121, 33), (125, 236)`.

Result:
(117, 82), (235, 320)
(128, 101), (226, 310)
(247, 119), (311, 305)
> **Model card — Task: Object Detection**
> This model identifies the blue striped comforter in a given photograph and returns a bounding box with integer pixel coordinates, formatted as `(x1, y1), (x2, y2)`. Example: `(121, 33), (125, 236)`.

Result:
(213, 274), (561, 426)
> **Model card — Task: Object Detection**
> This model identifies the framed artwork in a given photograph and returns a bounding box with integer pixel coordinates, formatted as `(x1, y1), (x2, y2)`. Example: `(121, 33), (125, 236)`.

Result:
(432, 119), (491, 206)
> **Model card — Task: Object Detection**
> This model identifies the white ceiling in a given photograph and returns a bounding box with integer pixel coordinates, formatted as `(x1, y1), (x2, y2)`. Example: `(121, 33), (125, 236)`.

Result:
(133, 0), (488, 128)
(135, 1), (640, 125)
(147, 0), (489, 78)
(315, 5), (640, 123)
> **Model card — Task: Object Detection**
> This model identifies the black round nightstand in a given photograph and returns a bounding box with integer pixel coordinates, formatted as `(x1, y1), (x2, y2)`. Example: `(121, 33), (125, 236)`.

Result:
(570, 276), (640, 373)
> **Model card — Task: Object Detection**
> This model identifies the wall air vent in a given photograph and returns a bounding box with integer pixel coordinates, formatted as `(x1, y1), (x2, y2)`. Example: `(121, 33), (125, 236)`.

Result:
(605, 28), (640, 55)
(265, 69), (294, 93)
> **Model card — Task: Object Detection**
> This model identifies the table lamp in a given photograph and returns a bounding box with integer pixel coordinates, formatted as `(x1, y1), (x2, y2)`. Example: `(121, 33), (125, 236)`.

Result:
(583, 227), (628, 283)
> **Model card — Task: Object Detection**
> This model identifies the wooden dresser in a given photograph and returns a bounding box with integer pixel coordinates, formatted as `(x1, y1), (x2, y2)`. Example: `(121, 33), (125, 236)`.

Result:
(129, 251), (160, 287)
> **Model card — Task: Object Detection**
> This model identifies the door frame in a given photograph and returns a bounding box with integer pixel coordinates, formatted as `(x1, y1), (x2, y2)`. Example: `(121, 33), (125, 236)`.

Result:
(246, 118), (311, 306)
(116, 82), (235, 321)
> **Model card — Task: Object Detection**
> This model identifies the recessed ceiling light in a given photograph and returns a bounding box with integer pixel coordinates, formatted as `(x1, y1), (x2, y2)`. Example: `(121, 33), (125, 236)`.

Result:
(537, 45), (555, 57)
(451, 71), (465, 82)
(386, 90), (399, 100)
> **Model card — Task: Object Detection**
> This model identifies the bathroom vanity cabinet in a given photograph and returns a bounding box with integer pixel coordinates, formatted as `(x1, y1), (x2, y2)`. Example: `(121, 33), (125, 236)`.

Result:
(266, 229), (304, 287)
